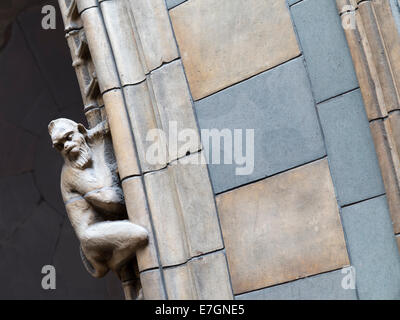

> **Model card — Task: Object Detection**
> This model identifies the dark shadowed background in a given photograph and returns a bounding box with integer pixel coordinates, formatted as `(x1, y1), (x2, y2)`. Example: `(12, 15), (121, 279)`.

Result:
(0, 0), (124, 299)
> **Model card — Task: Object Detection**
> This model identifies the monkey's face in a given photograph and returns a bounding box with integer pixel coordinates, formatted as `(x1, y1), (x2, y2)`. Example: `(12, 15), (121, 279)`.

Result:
(49, 120), (92, 169)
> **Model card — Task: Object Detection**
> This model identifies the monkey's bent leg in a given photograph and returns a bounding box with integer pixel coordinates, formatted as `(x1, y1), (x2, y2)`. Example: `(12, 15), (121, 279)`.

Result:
(81, 220), (148, 272)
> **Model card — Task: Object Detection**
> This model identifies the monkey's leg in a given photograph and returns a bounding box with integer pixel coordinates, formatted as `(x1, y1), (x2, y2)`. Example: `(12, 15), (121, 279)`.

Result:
(82, 220), (148, 273)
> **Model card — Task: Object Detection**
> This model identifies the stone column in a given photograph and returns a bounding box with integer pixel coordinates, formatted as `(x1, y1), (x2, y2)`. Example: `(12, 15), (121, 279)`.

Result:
(58, 0), (233, 299)
(336, 0), (400, 248)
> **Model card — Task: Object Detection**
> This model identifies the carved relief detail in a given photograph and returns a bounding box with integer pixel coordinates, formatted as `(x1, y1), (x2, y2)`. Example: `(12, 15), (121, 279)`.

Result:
(337, 0), (400, 239)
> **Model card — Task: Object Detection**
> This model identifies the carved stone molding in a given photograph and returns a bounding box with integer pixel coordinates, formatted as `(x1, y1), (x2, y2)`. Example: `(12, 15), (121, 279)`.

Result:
(57, 0), (233, 299)
(336, 0), (400, 242)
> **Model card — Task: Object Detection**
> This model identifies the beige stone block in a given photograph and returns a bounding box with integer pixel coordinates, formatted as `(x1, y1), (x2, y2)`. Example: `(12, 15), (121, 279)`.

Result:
(102, 89), (140, 179)
(123, 82), (167, 173)
(149, 60), (201, 162)
(170, 0), (300, 100)
(188, 252), (233, 300)
(81, 7), (120, 93)
(358, 1), (400, 112)
(341, 11), (386, 120)
(144, 152), (223, 267)
(164, 251), (233, 300)
(144, 167), (190, 267)
(170, 153), (223, 257)
(164, 264), (197, 299)
(122, 176), (159, 271)
(370, 119), (400, 234)
(122, 60), (200, 171)
(126, 0), (179, 72)
(140, 269), (166, 300)
(371, 0), (400, 99)
(216, 159), (349, 294)
(100, 0), (146, 86)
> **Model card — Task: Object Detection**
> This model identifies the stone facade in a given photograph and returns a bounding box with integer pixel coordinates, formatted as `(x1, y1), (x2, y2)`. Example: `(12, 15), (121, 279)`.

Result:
(1, 0), (400, 300)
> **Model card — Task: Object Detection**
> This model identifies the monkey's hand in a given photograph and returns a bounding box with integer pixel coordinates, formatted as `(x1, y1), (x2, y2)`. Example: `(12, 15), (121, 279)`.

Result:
(88, 120), (110, 140)
(84, 187), (126, 217)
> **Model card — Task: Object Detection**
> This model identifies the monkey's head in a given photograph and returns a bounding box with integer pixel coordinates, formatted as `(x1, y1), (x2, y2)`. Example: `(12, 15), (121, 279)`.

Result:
(48, 118), (92, 169)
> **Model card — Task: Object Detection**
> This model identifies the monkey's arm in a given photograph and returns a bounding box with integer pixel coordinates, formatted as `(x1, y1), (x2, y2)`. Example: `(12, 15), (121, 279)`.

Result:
(88, 120), (110, 141)
(83, 187), (126, 216)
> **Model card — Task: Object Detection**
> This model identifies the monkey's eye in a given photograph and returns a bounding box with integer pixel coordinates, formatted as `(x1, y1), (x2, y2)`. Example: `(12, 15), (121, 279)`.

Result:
(54, 143), (63, 151)
(66, 133), (73, 141)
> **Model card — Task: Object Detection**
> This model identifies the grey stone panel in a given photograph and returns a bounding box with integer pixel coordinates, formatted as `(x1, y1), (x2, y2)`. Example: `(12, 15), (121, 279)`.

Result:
(290, 0), (359, 102)
(236, 269), (358, 300)
(195, 57), (325, 194)
(317, 89), (385, 206)
(341, 195), (400, 300)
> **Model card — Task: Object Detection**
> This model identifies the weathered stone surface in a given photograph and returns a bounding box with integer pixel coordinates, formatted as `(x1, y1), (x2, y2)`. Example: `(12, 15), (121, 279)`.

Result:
(126, 0), (179, 73)
(216, 159), (349, 294)
(144, 152), (223, 267)
(236, 269), (357, 300)
(140, 269), (166, 300)
(341, 195), (400, 300)
(188, 251), (233, 300)
(144, 167), (189, 267)
(195, 57), (325, 194)
(102, 89), (140, 179)
(164, 251), (233, 299)
(340, 10), (387, 121)
(369, 0), (400, 113)
(291, 0), (359, 102)
(100, 0), (146, 86)
(170, 0), (300, 100)
(358, 1), (400, 113)
(122, 176), (159, 271)
(124, 60), (201, 172)
(317, 89), (385, 206)
(76, 0), (98, 13)
(149, 60), (201, 162)
(123, 81), (167, 173)
(169, 153), (223, 257)
(81, 7), (120, 93)
(369, 118), (400, 234)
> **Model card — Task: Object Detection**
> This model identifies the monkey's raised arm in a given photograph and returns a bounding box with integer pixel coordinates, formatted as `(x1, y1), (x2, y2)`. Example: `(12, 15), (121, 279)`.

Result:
(87, 120), (110, 141)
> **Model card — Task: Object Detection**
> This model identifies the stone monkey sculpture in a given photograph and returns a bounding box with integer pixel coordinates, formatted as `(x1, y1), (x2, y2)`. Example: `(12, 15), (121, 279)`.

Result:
(48, 118), (148, 281)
